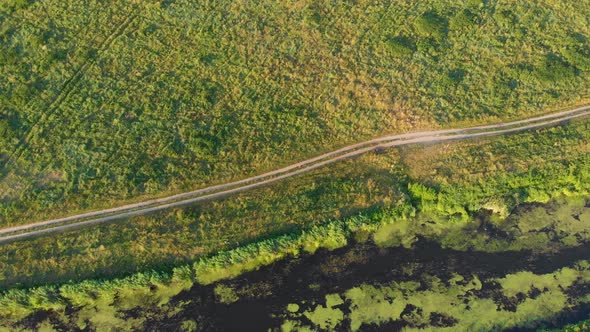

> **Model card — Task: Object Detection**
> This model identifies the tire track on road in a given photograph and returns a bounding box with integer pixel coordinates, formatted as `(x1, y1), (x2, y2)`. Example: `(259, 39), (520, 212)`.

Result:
(1, 105), (589, 243)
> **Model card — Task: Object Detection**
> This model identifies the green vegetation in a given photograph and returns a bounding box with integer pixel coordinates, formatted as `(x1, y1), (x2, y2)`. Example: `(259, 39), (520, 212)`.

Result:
(1, 197), (590, 329)
(180, 320), (198, 332)
(2, 0), (590, 329)
(194, 222), (348, 285)
(1, 128), (590, 329)
(1, 118), (589, 291)
(557, 320), (590, 332)
(413, 11), (448, 40)
(498, 269), (580, 298)
(213, 284), (239, 304)
(301, 294), (345, 330)
(2, 0), (590, 226)
(344, 283), (409, 330)
(386, 36), (416, 57)
(0, 270), (193, 330)
(280, 264), (590, 331)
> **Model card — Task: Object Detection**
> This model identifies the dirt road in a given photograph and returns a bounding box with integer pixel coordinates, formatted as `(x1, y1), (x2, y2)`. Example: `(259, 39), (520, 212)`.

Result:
(1, 105), (589, 243)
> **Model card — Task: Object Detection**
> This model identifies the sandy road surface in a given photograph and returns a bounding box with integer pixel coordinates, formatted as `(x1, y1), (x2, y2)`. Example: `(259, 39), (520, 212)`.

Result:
(1, 105), (589, 243)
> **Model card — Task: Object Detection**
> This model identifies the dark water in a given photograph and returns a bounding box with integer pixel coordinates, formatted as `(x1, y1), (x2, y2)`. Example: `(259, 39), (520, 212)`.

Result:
(15, 199), (590, 331)
(144, 237), (590, 331)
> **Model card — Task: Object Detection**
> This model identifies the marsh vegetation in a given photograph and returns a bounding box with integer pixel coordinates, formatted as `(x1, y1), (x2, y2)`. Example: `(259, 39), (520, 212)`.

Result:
(3, 198), (590, 331)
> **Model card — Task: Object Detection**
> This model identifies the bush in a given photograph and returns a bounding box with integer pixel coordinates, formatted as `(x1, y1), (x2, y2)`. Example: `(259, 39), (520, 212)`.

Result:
(560, 34), (590, 71)
(413, 11), (448, 40)
(449, 8), (478, 31)
(386, 36), (416, 57)
(534, 54), (577, 83)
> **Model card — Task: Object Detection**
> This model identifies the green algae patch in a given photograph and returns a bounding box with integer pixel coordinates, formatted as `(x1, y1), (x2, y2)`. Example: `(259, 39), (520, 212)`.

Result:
(180, 320), (198, 332)
(303, 295), (345, 330)
(280, 261), (590, 331)
(345, 285), (406, 331)
(214, 285), (239, 304)
(280, 320), (314, 332)
(286, 303), (300, 313)
(498, 268), (580, 298)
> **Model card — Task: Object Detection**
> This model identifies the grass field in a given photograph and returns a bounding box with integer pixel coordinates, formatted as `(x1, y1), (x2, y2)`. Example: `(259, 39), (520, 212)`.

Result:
(2, 0), (590, 226)
(2, 0), (590, 329)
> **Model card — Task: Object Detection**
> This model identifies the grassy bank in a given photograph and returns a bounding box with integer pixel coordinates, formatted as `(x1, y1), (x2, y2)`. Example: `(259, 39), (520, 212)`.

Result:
(1, 194), (590, 329)
(1, 119), (590, 327)
(0, 117), (589, 290)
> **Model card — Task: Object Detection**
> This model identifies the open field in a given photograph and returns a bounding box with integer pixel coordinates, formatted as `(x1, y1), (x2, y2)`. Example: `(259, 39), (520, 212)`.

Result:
(2, 0), (590, 227)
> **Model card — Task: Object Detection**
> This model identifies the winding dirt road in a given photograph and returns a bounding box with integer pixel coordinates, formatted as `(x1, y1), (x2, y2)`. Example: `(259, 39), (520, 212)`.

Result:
(2, 105), (590, 244)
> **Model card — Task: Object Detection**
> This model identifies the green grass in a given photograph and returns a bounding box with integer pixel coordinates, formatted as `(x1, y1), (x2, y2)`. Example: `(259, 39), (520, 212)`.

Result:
(0, 118), (589, 291)
(2, 0), (590, 226)
(2, 1), (590, 329)
(0, 132), (589, 329)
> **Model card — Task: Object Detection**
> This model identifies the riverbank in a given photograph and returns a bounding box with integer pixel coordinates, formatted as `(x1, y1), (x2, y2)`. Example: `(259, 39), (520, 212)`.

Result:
(3, 196), (590, 330)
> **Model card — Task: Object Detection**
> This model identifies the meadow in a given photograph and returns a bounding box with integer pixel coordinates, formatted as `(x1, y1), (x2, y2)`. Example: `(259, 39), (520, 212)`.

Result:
(2, 0), (590, 226)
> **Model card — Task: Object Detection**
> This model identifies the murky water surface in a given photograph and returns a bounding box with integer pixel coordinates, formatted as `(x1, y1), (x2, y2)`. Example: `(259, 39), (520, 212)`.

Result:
(141, 198), (590, 331)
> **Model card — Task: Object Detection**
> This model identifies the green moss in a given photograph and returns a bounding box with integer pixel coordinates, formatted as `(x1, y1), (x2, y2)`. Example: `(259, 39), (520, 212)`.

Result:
(303, 304), (344, 330)
(286, 303), (300, 313)
(345, 285), (406, 331)
(282, 262), (590, 331)
(499, 268), (580, 298)
(280, 320), (314, 332)
(214, 285), (239, 304)
(180, 320), (198, 332)
(372, 220), (417, 248)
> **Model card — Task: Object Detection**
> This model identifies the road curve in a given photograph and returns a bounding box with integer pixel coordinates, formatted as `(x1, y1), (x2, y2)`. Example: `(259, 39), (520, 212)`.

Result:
(1, 105), (590, 244)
